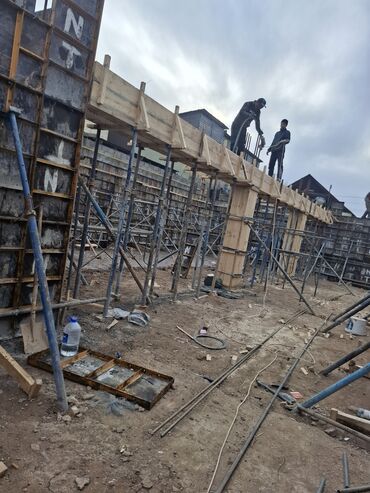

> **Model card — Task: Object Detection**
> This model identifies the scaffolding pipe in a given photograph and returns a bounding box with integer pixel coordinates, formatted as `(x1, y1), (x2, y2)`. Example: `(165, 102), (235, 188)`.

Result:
(141, 145), (172, 304)
(0, 297), (107, 319)
(332, 293), (370, 321)
(104, 128), (137, 316)
(149, 147), (173, 297)
(114, 146), (143, 296)
(171, 163), (197, 299)
(74, 128), (101, 298)
(320, 341), (370, 376)
(7, 110), (68, 412)
(300, 363), (370, 409)
(196, 176), (218, 297)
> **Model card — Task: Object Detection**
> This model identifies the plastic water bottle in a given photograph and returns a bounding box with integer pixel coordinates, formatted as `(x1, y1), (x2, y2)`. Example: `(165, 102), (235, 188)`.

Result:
(60, 316), (81, 357)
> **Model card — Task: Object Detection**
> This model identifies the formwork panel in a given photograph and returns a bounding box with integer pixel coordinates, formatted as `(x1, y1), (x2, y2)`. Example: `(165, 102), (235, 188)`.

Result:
(0, 0), (104, 337)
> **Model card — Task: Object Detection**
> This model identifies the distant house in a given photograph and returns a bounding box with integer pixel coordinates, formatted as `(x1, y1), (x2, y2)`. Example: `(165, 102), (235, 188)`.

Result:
(290, 174), (355, 218)
(180, 108), (228, 145)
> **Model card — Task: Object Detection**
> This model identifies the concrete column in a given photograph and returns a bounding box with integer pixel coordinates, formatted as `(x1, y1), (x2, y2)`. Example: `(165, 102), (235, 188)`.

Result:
(281, 209), (308, 276)
(218, 185), (258, 288)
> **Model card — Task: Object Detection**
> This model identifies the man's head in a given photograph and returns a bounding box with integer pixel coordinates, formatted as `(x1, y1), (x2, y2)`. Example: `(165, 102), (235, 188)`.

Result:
(256, 98), (267, 109)
(281, 119), (288, 129)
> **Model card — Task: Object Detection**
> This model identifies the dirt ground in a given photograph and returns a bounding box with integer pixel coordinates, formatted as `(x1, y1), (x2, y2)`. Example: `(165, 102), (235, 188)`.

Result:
(1, 266), (369, 493)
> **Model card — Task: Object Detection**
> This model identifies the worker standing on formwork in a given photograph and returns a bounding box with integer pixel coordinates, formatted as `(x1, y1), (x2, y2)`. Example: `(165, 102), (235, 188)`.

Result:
(267, 118), (291, 181)
(230, 98), (267, 155)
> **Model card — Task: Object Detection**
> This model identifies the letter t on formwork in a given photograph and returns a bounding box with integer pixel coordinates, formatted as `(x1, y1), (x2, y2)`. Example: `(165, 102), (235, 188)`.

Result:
(218, 185), (259, 288)
(281, 210), (308, 276)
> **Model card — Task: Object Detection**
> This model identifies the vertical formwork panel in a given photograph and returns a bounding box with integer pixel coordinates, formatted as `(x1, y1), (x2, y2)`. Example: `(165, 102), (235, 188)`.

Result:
(0, 0), (104, 338)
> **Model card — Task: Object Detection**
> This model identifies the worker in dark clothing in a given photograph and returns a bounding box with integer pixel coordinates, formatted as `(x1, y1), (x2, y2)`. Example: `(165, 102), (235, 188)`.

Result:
(230, 98), (266, 155)
(267, 119), (291, 180)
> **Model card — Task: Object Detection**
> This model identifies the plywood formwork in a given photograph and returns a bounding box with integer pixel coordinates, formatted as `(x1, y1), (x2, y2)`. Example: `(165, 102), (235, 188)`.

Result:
(217, 186), (258, 287)
(87, 60), (332, 224)
(0, 0), (104, 336)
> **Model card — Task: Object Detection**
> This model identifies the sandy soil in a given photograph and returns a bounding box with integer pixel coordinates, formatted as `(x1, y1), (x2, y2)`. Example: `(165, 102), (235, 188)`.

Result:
(1, 267), (369, 493)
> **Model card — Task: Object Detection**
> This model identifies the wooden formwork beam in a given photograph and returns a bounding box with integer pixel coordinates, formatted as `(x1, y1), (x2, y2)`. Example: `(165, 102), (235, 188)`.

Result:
(87, 59), (332, 224)
(0, 345), (42, 398)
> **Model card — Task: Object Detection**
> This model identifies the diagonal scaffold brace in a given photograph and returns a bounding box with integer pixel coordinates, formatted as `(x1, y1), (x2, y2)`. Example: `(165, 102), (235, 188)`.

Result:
(6, 109), (68, 411)
(78, 176), (150, 303)
(248, 222), (316, 315)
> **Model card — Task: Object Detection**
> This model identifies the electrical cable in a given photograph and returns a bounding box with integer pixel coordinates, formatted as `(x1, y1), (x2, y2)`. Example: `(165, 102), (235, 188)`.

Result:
(206, 354), (278, 493)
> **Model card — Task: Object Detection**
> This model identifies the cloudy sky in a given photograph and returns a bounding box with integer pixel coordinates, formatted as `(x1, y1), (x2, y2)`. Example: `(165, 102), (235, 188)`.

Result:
(97, 0), (369, 216)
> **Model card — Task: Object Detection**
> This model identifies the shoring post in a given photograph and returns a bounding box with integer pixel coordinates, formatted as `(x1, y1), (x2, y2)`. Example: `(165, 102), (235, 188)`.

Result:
(250, 197), (270, 287)
(103, 128), (137, 316)
(171, 162), (198, 299)
(141, 144), (172, 304)
(196, 176), (218, 297)
(148, 145), (173, 297)
(113, 146), (143, 297)
(73, 128), (101, 298)
(192, 177), (213, 290)
(7, 110), (68, 412)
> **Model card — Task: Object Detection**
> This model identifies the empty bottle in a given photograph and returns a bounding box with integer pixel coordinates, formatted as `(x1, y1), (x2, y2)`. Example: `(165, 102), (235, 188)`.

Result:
(60, 316), (81, 357)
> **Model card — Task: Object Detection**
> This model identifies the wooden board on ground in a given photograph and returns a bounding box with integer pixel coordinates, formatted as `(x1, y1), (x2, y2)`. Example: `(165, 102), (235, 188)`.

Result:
(20, 315), (49, 355)
(0, 345), (42, 398)
(330, 408), (370, 436)
(28, 347), (174, 410)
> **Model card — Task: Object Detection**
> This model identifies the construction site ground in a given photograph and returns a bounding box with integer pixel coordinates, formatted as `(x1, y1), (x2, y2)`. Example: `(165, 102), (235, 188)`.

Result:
(1, 267), (369, 493)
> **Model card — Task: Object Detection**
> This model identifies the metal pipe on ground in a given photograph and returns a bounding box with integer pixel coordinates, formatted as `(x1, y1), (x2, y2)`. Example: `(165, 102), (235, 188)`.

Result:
(337, 485), (370, 493)
(248, 223), (316, 316)
(342, 451), (350, 489)
(300, 363), (370, 409)
(320, 341), (370, 376)
(152, 309), (307, 437)
(332, 293), (370, 322)
(322, 297), (370, 333)
(296, 405), (370, 444)
(316, 478), (326, 493)
(212, 320), (325, 493)
(7, 110), (68, 412)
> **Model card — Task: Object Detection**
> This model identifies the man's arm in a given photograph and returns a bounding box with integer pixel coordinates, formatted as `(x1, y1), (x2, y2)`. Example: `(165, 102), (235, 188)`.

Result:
(254, 111), (263, 135)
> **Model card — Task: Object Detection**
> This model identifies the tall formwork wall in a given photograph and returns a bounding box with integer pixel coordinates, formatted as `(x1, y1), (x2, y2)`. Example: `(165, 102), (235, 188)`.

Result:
(0, 0), (104, 337)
